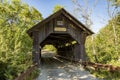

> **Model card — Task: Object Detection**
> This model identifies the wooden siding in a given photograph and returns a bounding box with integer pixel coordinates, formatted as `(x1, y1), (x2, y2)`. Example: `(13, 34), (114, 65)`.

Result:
(65, 17), (82, 44)
(38, 20), (54, 44)
(32, 31), (40, 65)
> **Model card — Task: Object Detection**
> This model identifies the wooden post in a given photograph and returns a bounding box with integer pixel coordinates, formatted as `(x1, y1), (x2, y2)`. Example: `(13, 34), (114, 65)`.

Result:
(79, 32), (87, 61)
(32, 31), (40, 66)
(74, 43), (80, 61)
(39, 46), (41, 63)
(79, 44), (86, 61)
(74, 32), (87, 61)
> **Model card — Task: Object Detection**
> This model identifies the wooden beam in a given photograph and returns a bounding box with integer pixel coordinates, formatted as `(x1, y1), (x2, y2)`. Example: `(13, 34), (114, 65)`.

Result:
(32, 31), (40, 66)
(49, 35), (73, 40)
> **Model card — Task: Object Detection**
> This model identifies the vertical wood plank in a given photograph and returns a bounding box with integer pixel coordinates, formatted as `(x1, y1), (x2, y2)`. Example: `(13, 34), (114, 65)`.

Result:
(79, 32), (87, 61)
(32, 31), (40, 66)
(73, 32), (87, 61)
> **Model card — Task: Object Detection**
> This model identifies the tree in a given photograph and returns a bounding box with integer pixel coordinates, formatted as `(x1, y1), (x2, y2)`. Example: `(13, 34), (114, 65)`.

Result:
(0, 0), (42, 79)
(107, 0), (120, 57)
(52, 4), (63, 13)
(71, 0), (98, 62)
(108, 0), (120, 7)
(71, 0), (98, 28)
(86, 14), (120, 64)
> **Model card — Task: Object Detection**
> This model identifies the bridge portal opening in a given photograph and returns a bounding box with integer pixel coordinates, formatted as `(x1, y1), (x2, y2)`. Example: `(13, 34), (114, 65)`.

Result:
(40, 33), (78, 60)
(41, 44), (57, 58)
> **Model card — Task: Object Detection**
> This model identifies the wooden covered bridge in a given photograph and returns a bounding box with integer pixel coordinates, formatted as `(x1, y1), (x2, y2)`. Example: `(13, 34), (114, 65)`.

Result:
(27, 8), (94, 66)
(15, 8), (120, 80)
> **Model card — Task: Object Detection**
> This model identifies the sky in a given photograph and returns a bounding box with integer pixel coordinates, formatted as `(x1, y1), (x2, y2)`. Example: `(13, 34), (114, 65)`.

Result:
(21, 0), (111, 33)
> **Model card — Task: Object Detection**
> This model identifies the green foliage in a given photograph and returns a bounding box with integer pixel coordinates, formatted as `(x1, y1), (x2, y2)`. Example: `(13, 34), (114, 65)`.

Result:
(85, 14), (120, 78)
(89, 69), (120, 80)
(25, 68), (40, 80)
(43, 45), (57, 52)
(52, 4), (63, 13)
(108, 0), (120, 7)
(0, 0), (42, 79)
(86, 14), (120, 64)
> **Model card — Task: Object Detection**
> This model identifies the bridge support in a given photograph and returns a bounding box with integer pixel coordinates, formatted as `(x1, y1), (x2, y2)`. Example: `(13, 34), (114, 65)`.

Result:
(32, 31), (40, 66)
(79, 32), (87, 61)
(74, 44), (86, 61)
(79, 44), (86, 61)
(74, 32), (87, 61)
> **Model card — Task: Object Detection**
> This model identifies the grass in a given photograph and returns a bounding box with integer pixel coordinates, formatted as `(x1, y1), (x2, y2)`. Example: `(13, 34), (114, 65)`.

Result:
(88, 68), (120, 80)
(25, 67), (40, 80)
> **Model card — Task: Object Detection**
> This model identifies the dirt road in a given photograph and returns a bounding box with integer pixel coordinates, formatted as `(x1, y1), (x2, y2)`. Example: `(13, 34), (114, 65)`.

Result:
(36, 52), (98, 80)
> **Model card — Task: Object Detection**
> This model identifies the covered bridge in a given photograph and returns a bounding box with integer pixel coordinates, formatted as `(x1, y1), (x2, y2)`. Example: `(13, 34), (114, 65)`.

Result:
(27, 8), (94, 65)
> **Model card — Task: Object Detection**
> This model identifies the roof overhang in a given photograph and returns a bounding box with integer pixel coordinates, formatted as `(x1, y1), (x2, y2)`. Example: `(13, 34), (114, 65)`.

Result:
(27, 8), (94, 37)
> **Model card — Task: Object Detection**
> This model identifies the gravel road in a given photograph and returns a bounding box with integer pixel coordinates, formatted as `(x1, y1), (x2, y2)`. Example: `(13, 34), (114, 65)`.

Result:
(36, 52), (98, 80)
